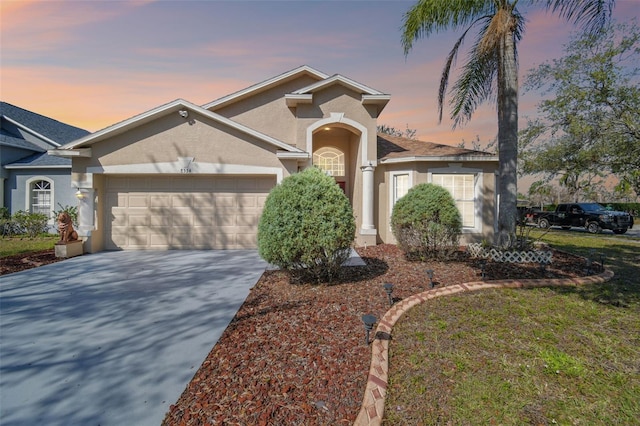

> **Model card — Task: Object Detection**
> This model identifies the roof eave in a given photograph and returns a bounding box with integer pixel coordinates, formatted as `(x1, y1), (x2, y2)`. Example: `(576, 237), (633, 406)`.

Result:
(55, 99), (304, 154)
(276, 151), (310, 159)
(1, 115), (61, 147)
(48, 148), (92, 158)
(362, 94), (391, 115)
(203, 65), (329, 110)
(284, 94), (313, 108)
(4, 164), (71, 169)
(380, 155), (499, 164)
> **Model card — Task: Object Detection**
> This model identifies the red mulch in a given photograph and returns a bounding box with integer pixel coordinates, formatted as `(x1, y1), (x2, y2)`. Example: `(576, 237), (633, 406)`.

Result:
(161, 244), (589, 426)
(1, 245), (588, 424)
(0, 249), (63, 276)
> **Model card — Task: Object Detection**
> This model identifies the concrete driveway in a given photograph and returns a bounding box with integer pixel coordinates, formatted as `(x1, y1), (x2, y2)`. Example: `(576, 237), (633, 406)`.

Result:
(0, 250), (267, 426)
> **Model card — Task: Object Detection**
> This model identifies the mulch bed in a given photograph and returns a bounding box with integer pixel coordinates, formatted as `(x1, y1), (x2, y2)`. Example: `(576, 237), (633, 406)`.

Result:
(1, 245), (589, 424)
(161, 244), (589, 426)
(0, 249), (63, 276)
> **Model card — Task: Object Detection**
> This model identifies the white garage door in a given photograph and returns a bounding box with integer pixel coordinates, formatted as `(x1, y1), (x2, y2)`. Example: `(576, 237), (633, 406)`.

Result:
(105, 175), (275, 250)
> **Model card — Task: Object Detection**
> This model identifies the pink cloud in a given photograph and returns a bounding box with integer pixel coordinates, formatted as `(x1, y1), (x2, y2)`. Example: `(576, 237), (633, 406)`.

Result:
(1, 65), (249, 131)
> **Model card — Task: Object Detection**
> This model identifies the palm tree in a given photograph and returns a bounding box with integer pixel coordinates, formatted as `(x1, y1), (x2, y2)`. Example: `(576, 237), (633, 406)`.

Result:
(401, 0), (615, 246)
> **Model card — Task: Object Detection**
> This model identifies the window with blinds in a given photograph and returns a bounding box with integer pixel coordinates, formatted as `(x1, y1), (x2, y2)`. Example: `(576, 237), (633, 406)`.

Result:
(432, 174), (476, 227)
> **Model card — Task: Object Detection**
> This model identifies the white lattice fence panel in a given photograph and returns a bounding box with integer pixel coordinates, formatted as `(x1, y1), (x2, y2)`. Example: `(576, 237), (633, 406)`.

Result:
(467, 243), (553, 264)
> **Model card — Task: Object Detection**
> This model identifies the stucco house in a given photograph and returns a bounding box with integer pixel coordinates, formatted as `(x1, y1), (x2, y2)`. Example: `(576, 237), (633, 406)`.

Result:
(49, 66), (498, 253)
(1, 102), (90, 227)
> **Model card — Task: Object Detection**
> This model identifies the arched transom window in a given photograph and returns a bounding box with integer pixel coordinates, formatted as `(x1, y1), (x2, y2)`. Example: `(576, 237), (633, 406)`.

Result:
(30, 179), (52, 215)
(313, 147), (345, 177)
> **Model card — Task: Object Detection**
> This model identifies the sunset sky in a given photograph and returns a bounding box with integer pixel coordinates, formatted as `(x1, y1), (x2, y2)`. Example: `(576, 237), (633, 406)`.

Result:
(2, 0), (638, 147)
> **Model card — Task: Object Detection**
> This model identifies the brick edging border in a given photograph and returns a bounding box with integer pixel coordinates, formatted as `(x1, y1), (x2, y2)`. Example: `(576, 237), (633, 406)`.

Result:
(353, 269), (615, 426)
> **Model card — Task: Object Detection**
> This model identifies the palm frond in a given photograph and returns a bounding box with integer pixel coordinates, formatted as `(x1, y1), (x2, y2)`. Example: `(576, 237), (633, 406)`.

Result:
(544, 0), (615, 35)
(448, 8), (525, 127)
(448, 16), (499, 128)
(401, 0), (495, 55)
(438, 23), (484, 122)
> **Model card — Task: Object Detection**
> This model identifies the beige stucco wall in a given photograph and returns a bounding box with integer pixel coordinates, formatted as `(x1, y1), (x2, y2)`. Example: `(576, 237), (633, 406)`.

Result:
(74, 114), (283, 170)
(71, 112), (296, 253)
(294, 86), (378, 165)
(211, 75), (321, 147)
(376, 161), (498, 246)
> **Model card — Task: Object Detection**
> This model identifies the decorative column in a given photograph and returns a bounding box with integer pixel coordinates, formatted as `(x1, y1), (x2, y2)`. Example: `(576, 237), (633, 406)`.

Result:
(360, 164), (376, 235)
(76, 188), (95, 236)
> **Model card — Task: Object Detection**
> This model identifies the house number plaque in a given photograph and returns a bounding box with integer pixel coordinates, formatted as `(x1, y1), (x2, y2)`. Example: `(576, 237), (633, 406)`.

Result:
(178, 157), (194, 174)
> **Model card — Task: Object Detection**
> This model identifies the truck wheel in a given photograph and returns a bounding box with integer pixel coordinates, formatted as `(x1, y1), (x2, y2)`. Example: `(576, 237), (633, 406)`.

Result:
(538, 218), (550, 229)
(587, 222), (601, 234)
(613, 229), (627, 235)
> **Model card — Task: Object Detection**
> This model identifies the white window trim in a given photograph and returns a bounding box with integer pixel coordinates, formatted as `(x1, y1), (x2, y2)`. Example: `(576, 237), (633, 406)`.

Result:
(313, 146), (346, 177)
(389, 170), (413, 228)
(25, 176), (55, 223)
(428, 167), (483, 234)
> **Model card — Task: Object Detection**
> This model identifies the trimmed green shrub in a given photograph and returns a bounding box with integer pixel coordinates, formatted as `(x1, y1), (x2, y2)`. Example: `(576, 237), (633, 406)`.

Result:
(12, 210), (49, 238)
(391, 183), (462, 260)
(258, 167), (356, 283)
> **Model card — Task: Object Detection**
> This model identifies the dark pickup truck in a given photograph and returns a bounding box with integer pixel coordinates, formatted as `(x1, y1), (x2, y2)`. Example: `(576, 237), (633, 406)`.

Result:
(528, 203), (633, 234)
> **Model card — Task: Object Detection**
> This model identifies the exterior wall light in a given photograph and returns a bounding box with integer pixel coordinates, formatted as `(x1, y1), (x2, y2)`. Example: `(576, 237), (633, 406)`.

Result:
(75, 189), (84, 200)
(361, 314), (377, 345)
(383, 283), (394, 306)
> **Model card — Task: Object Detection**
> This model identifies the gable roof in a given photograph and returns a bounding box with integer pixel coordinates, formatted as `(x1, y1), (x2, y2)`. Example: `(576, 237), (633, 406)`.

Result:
(377, 133), (498, 163)
(285, 74), (390, 113)
(53, 99), (305, 156)
(0, 101), (89, 148)
(0, 131), (46, 152)
(203, 65), (330, 111)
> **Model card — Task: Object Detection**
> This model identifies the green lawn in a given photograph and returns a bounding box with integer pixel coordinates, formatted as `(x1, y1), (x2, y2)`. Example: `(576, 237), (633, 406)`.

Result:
(384, 229), (640, 425)
(0, 235), (58, 257)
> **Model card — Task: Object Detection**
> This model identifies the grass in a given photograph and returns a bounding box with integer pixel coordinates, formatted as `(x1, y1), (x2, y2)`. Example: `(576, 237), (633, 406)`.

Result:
(384, 229), (640, 425)
(0, 234), (58, 257)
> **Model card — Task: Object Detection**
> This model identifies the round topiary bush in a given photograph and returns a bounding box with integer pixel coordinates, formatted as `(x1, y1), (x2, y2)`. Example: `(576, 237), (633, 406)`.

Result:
(258, 167), (356, 283)
(391, 183), (462, 260)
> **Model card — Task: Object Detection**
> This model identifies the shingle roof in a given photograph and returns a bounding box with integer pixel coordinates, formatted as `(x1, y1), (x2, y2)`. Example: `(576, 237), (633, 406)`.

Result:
(0, 101), (89, 146)
(377, 133), (496, 161)
(0, 130), (46, 152)
(4, 152), (70, 168)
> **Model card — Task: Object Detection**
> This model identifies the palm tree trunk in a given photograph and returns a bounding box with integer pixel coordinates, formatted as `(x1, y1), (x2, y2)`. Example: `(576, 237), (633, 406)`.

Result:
(496, 28), (518, 246)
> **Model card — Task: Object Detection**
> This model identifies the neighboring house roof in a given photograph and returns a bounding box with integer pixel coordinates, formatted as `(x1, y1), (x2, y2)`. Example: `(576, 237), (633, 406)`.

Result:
(53, 99), (306, 157)
(5, 152), (70, 169)
(0, 130), (46, 152)
(377, 133), (498, 163)
(0, 101), (89, 147)
(203, 65), (330, 110)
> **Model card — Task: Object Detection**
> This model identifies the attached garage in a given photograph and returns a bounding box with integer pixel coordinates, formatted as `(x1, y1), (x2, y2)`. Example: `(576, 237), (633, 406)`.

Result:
(104, 175), (276, 250)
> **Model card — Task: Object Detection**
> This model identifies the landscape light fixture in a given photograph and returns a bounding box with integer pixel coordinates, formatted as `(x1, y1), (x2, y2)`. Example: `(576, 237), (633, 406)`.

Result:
(586, 252), (594, 275)
(479, 260), (487, 280)
(425, 269), (434, 288)
(539, 259), (549, 273)
(599, 252), (606, 272)
(383, 283), (394, 306)
(361, 314), (377, 345)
